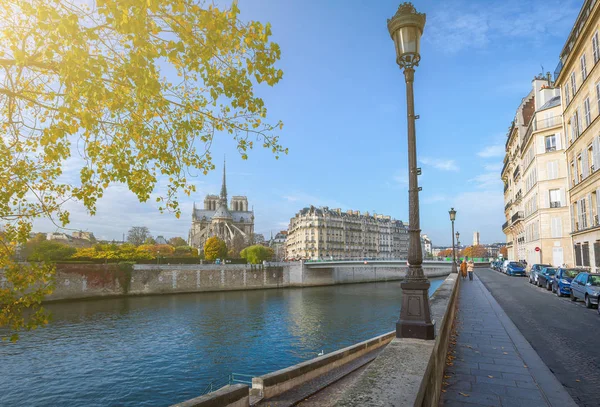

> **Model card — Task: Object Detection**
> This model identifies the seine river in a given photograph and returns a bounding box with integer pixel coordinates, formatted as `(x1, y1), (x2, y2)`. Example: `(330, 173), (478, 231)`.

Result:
(0, 279), (444, 406)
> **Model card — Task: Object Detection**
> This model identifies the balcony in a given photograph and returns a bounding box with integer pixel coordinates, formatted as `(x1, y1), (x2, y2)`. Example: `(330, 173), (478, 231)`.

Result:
(511, 211), (524, 223)
(502, 221), (510, 231)
(513, 166), (520, 180)
(504, 200), (512, 211)
(550, 201), (561, 208)
(514, 190), (522, 202)
(545, 146), (556, 153)
(534, 115), (562, 131)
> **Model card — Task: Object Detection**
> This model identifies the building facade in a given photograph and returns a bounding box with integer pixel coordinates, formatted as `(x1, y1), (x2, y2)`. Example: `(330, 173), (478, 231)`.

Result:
(473, 232), (480, 246)
(285, 206), (409, 260)
(555, 0), (600, 271)
(502, 75), (573, 266)
(188, 162), (254, 252)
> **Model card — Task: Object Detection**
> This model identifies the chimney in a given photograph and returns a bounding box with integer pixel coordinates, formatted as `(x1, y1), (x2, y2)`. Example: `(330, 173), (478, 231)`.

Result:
(546, 71), (552, 87)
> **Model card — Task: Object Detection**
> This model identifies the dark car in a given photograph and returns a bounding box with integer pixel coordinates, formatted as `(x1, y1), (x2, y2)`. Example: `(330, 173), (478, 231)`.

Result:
(529, 264), (552, 285)
(552, 268), (582, 297)
(570, 272), (600, 308)
(506, 261), (526, 276)
(537, 267), (557, 290)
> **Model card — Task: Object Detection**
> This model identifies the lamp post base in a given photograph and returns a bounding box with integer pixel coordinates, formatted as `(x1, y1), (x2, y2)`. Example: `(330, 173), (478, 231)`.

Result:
(451, 262), (458, 273)
(397, 280), (435, 340)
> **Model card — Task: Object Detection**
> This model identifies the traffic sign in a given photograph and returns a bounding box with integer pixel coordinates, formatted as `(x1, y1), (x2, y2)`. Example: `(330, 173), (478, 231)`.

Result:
(535, 247), (540, 252)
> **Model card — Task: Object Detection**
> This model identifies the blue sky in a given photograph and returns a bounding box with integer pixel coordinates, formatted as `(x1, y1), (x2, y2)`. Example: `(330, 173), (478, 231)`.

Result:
(35, 0), (582, 246)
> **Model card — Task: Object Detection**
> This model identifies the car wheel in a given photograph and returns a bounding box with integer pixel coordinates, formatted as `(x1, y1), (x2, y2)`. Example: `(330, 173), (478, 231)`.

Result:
(585, 295), (592, 308)
(546, 282), (552, 291)
(571, 291), (577, 301)
(552, 284), (556, 293)
(557, 287), (562, 297)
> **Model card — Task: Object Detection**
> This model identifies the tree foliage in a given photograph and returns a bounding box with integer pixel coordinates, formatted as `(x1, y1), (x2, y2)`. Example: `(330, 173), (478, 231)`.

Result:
(168, 237), (187, 247)
(461, 245), (490, 259)
(240, 244), (274, 264)
(127, 227), (151, 246)
(28, 240), (76, 262)
(438, 249), (453, 257)
(204, 236), (227, 261)
(499, 246), (508, 258)
(0, 0), (285, 340)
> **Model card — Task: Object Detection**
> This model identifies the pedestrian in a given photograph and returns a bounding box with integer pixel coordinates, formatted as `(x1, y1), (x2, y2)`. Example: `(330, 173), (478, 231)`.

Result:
(467, 257), (475, 281)
(460, 258), (467, 280)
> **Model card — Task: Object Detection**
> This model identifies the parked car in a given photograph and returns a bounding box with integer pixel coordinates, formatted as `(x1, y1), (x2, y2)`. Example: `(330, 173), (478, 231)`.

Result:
(506, 261), (526, 276)
(552, 268), (582, 297)
(570, 272), (600, 308)
(537, 267), (557, 290)
(502, 260), (511, 273)
(529, 264), (552, 285)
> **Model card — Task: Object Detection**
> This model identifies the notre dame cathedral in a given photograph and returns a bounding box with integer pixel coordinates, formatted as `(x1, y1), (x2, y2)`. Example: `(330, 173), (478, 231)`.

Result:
(187, 161), (254, 252)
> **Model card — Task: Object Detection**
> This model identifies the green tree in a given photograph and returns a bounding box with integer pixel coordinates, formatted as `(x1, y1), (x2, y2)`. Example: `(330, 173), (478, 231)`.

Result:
(240, 245), (274, 264)
(28, 241), (76, 262)
(168, 237), (187, 247)
(1, 0), (285, 340)
(204, 237), (227, 261)
(143, 236), (156, 245)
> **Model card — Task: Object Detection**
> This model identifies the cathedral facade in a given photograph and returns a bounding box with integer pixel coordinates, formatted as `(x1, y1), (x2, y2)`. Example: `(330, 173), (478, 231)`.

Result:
(188, 162), (254, 252)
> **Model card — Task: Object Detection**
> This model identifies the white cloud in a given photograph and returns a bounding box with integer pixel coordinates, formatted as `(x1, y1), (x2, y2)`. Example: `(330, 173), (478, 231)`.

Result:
(423, 194), (448, 204)
(427, 0), (581, 53)
(419, 157), (459, 172)
(477, 145), (505, 158)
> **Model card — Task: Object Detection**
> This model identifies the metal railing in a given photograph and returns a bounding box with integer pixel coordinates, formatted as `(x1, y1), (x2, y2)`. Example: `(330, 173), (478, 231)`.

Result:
(502, 221), (509, 231)
(550, 201), (561, 208)
(534, 115), (562, 131)
(201, 373), (255, 395)
(511, 211), (524, 223)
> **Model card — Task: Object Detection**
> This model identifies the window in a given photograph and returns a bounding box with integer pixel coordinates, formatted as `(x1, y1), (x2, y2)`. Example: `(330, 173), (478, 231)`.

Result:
(545, 135), (556, 152)
(594, 32), (600, 64)
(575, 244), (583, 266)
(583, 242), (591, 267)
(594, 241), (600, 268)
(549, 189), (561, 208)
(581, 199), (588, 229)
(584, 98), (591, 126)
(581, 54), (588, 80)
(571, 71), (577, 95)
(566, 82), (571, 105)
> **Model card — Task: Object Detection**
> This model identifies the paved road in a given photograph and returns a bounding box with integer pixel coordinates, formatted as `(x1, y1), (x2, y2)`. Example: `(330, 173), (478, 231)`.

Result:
(476, 268), (600, 407)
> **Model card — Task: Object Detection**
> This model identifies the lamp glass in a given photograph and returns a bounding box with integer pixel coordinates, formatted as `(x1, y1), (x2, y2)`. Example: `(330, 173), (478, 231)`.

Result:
(393, 26), (421, 59)
(449, 208), (456, 221)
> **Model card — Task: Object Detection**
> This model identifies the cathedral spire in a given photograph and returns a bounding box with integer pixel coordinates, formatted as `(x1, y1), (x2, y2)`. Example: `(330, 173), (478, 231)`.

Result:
(220, 157), (227, 202)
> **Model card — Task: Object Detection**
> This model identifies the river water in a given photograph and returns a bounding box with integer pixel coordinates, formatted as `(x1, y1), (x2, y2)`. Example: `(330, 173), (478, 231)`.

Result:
(0, 279), (444, 407)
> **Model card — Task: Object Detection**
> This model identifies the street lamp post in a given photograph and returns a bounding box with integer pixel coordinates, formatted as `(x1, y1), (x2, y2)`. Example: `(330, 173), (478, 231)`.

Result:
(449, 208), (457, 273)
(456, 231), (460, 261)
(388, 3), (434, 340)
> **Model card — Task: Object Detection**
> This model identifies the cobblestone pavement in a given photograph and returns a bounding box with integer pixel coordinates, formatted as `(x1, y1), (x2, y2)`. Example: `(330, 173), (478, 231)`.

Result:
(440, 272), (576, 407)
(476, 268), (600, 407)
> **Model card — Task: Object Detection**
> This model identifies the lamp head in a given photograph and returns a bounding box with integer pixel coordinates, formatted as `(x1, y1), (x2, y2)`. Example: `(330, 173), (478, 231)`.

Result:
(388, 3), (426, 69)
(449, 207), (457, 221)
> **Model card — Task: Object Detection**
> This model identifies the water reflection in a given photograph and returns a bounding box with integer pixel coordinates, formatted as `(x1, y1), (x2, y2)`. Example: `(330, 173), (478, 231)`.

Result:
(0, 279), (443, 407)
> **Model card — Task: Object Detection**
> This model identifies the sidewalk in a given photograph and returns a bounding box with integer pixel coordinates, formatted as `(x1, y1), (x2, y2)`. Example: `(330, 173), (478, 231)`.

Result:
(440, 273), (577, 407)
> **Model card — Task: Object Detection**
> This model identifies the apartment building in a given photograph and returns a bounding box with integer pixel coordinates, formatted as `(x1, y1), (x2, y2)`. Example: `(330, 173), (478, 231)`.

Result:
(285, 206), (409, 260)
(502, 76), (572, 266)
(555, 0), (600, 271)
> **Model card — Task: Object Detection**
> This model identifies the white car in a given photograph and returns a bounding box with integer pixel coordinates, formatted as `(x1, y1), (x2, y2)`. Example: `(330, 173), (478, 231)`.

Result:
(502, 260), (511, 274)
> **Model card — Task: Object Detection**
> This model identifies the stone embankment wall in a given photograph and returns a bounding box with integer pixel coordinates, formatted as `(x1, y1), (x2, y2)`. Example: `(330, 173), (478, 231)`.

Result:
(0, 261), (453, 302)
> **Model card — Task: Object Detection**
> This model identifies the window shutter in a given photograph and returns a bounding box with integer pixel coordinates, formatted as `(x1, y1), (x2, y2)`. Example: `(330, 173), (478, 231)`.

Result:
(597, 188), (600, 226)
(546, 161), (553, 180)
(578, 107), (583, 134)
(556, 217), (562, 237)
(556, 132), (562, 150)
(578, 200), (583, 229)
(582, 150), (589, 178)
(560, 188), (566, 207)
(574, 158), (579, 184)
(570, 203), (576, 232)
(571, 116), (576, 142)
(537, 137), (545, 154)
(594, 136), (600, 172)
(544, 191), (550, 208)
(551, 218), (557, 237)
(590, 193), (595, 227)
